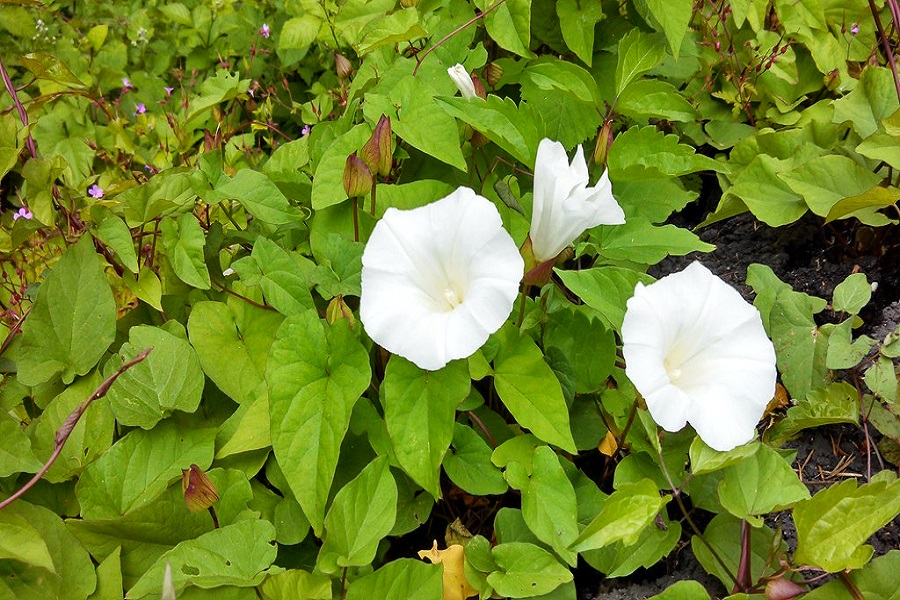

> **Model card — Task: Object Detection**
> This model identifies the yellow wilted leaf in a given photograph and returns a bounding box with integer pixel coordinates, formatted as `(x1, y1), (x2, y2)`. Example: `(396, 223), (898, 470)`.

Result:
(418, 540), (478, 600)
(598, 430), (618, 456)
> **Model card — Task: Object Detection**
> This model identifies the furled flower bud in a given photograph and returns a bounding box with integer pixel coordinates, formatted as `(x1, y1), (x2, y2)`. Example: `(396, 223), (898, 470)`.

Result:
(343, 152), (373, 198)
(447, 64), (477, 99)
(470, 130), (489, 149)
(360, 115), (393, 177)
(181, 464), (218, 513)
(471, 72), (487, 99)
(334, 53), (352, 81)
(824, 69), (841, 91)
(161, 563), (176, 600)
(485, 62), (503, 87)
(326, 295), (356, 327)
(592, 120), (615, 166)
(765, 576), (806, 600)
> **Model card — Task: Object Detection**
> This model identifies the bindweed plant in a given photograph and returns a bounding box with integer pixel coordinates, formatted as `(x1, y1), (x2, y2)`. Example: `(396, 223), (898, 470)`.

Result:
(1, 1), (900, 599)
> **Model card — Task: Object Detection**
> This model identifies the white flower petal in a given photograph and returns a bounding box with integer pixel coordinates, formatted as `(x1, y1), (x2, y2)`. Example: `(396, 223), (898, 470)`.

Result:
(361, 187), (523, 371)
(529, 139), (625, 263)
(447, 64), (477, 99)
(622, 262), (777, 452)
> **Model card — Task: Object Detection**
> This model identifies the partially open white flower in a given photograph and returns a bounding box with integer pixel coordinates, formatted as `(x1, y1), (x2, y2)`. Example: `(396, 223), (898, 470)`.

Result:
(448, 63), (477, 100)
(529, 138), (625, 264)
(360, 187), (524, 371)
(621, 262), (777, 452)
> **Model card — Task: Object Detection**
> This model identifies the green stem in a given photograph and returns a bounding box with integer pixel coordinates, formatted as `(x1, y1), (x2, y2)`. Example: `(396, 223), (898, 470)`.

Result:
(517, 282), (530, 328)
(657, 449), (738, 587)
(352, 197), (360, 242)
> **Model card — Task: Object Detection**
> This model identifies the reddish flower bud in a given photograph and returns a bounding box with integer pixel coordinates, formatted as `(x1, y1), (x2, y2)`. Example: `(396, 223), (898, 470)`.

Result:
(360, 115), (392, 177)
(765, 576), (806, 600)
(343, 152), (373, 198)
(334, 53), (352, 81)
(181, 464), (218, 513)
(471, 72), (487, 99)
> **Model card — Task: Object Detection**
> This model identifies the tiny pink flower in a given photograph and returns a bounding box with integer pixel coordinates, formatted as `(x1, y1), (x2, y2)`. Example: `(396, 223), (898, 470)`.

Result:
(122, 77), (134, 90)
(135, 103), (147, 115)
(301, 124), (312, 136)
(259, 23), (270, 38)
(164, 86), (174, 97)
(88, 184), (104, 199)
(850, 23), (859, 35)
(13, 207), (32, 221)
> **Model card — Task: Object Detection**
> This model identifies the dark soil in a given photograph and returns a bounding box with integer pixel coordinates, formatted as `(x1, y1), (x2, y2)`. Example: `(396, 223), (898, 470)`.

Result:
(580, 211), (900, 600)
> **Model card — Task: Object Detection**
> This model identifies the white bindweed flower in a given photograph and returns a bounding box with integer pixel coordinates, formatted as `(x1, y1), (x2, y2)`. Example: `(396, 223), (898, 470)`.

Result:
(448, 63), (477, 99)
(621, 262), (777, 452)
(529, 138), (625, 264)
(360, 187), (524, 371)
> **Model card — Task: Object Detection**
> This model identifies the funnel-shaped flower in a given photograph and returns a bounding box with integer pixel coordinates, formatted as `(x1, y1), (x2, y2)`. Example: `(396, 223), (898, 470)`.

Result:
(360, 187), (524, 371)
(621, 262), (777, 452)
(448, 64), (477, 100)
(529, 138), (625, 264)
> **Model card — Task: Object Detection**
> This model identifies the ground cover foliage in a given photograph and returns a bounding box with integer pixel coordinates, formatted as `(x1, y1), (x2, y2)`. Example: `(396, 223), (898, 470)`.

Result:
(1, 0), (900, 599)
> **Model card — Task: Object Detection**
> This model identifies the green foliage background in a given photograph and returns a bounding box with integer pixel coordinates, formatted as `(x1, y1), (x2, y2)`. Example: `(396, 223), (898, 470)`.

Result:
(1, 0), (900, 598)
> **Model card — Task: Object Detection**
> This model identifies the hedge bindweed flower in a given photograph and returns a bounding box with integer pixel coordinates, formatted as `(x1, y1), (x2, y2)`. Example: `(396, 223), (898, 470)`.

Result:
(88, 184), (104, 199)
(360, 187), (524, 371)
(528, 138), (625, 265)
(621, 262), (777, 452)
(13, 207), (32, 220)
(448, 64), (477, 100)
(259, 23), (271, 38)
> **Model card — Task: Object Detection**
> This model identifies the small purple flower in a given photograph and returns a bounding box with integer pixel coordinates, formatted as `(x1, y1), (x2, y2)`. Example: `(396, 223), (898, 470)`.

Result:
(12, 207), (32, 221)
(122, 77), (134, 90)
(301, 124), (312, 136)
(164, 86), (174, 98)
(259, 23), (270, 38)
(88, 184), (104, 199)
(850, 22), (859, 35)
(135, 103), (147, 115)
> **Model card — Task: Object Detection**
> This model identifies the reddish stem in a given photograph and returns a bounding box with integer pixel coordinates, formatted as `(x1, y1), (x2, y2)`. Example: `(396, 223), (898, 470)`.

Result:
(0, 348), (152, 511)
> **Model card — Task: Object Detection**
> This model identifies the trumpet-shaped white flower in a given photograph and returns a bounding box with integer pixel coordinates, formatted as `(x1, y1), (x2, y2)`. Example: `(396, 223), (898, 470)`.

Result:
(529, 138), (625, 263)
(448, 63), (477, 100)
(360, 187), (524, 371)
(621, 262), (777, 452)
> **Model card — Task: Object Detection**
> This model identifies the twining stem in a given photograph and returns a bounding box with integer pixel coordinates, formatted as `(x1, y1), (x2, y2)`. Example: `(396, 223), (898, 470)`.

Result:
(615, 397), (640, 452)
(734, 519), (752, 593)
(211, 277), (276, 311)
(0, 55), (37, 159)
(869, 0), (900, 102)
(339, 567), (348, 599)
(657, 449), (738, 587)
(412, 0), (507, 75)
(0, 348), (152, 511)
(0, 306), (31, 358)
(352, 197), (360, 242)
(839, 571), (866, 600)
(467, 410), (496, 448)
